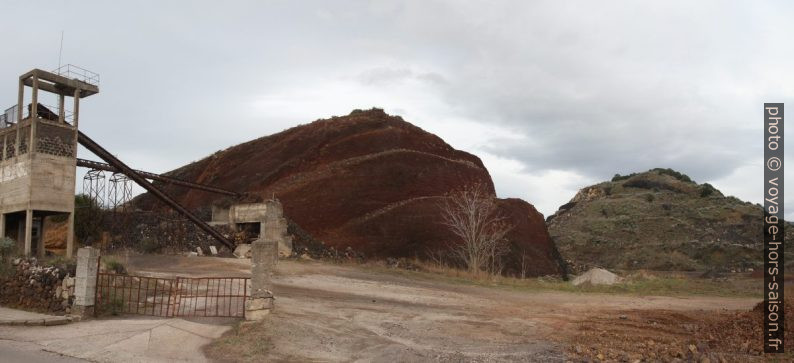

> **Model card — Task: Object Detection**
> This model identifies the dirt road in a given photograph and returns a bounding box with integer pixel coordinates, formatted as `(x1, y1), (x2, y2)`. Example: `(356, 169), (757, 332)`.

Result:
(124, 256), (758, 362)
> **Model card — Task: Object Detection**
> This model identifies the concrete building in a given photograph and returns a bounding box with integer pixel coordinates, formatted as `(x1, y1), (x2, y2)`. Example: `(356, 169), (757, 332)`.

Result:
(211, 202), (270, 231)
(212, 200), (293, 257)
(0, 67), (98, 258)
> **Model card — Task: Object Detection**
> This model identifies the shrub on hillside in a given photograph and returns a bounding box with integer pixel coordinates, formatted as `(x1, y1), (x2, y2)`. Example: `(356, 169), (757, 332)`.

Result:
(651, 168), (693, 183)
(613, 168), (694, 184)
(612, 173), (634, 182)
(624, 178), (676, 192)
(700, 183), (717, 197)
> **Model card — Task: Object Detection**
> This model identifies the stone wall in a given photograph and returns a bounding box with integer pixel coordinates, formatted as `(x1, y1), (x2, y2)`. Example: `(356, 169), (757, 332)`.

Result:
(0, 258), (75, 314)
(91, 210), (237, 253)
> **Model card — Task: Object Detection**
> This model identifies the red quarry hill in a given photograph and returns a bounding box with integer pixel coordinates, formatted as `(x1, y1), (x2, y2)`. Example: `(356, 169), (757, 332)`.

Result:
(134, 109), (565, 277)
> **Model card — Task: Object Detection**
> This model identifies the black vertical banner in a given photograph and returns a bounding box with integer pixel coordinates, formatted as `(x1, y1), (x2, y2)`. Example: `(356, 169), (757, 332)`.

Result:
(764, 103), (784, 353)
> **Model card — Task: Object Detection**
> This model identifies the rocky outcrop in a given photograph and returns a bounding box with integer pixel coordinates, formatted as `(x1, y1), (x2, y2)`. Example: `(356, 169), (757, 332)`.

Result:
(135, 109), (564, 277)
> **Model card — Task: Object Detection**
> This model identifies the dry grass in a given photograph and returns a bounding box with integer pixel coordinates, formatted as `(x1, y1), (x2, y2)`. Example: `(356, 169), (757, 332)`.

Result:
(360, 258), (762, 298)
(204, 322), (275, 363)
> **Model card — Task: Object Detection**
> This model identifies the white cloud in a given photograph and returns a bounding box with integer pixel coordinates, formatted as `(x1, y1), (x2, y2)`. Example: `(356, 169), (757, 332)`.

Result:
(476, 152), (596, 217)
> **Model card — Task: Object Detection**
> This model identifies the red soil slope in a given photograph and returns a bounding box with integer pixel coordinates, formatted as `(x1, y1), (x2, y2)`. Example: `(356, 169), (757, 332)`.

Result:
(135, 109), (564, 276)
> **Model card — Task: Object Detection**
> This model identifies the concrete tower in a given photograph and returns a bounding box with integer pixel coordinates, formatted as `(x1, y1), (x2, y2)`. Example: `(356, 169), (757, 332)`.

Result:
(0, 66), (98, 258)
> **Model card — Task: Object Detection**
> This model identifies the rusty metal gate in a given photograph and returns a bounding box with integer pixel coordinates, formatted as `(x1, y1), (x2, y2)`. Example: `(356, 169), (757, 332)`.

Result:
(95, 272), (249, 318)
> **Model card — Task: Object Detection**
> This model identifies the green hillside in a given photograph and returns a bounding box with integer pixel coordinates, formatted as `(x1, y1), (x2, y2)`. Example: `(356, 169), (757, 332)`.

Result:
(548, 168), (790, 272)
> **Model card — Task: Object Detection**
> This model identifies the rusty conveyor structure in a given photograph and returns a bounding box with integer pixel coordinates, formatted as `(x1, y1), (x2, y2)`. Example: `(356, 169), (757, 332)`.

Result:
(77, 131), (236, 250)
(76, 158), (240, 197)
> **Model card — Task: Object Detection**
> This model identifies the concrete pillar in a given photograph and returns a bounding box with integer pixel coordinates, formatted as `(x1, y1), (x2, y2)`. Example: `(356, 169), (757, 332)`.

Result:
(29, 76), (38, 154)
(73, 247), (99, 317)
(250, 238), (276, 296)
(0, 213), (5, 239)
(58, 94), (65, 123)
(246, 238), (276, 321)
(36, 217), (44, 259)
(16, 77), (23, 119)
(23, 209), (32, 256)
(15, 78), (22, 155)
(73, 89), (80, 129)
(30, 75), (38, 120)
(263, 199), (292, 257)
(66, 212), (75, 259)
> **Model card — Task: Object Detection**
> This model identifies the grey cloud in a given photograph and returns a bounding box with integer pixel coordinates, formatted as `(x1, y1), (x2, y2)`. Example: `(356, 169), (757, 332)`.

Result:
(0, 0), (788, 211)
(357, 67), (447, 86)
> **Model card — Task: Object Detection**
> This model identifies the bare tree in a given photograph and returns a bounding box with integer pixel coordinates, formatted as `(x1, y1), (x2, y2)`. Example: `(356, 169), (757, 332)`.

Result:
(517, 245), (538, 279)
(440, 184), (512, 275)
(425, 247), (448, 268)
(487, 240), (510, 275)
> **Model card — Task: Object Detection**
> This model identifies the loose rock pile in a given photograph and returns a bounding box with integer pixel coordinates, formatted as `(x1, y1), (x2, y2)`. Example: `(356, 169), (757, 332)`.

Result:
(0, 258), (75, 314)
(695, 298), (793, 358)
(572, 268), (622, 286)
(92, 210), (237, 255)
(287, 218), (365, 261)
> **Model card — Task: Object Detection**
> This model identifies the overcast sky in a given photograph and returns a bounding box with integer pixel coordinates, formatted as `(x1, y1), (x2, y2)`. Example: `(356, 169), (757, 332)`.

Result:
(2, 1), (791, 218)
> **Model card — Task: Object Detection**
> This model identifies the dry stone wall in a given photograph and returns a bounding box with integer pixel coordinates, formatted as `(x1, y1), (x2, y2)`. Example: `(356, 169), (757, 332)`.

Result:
(0, 258), (75, 314)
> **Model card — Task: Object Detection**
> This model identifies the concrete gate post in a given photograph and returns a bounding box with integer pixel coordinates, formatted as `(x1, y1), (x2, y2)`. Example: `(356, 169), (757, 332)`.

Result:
(245, 235), (277, 321)
(73, 247), (100, 317)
